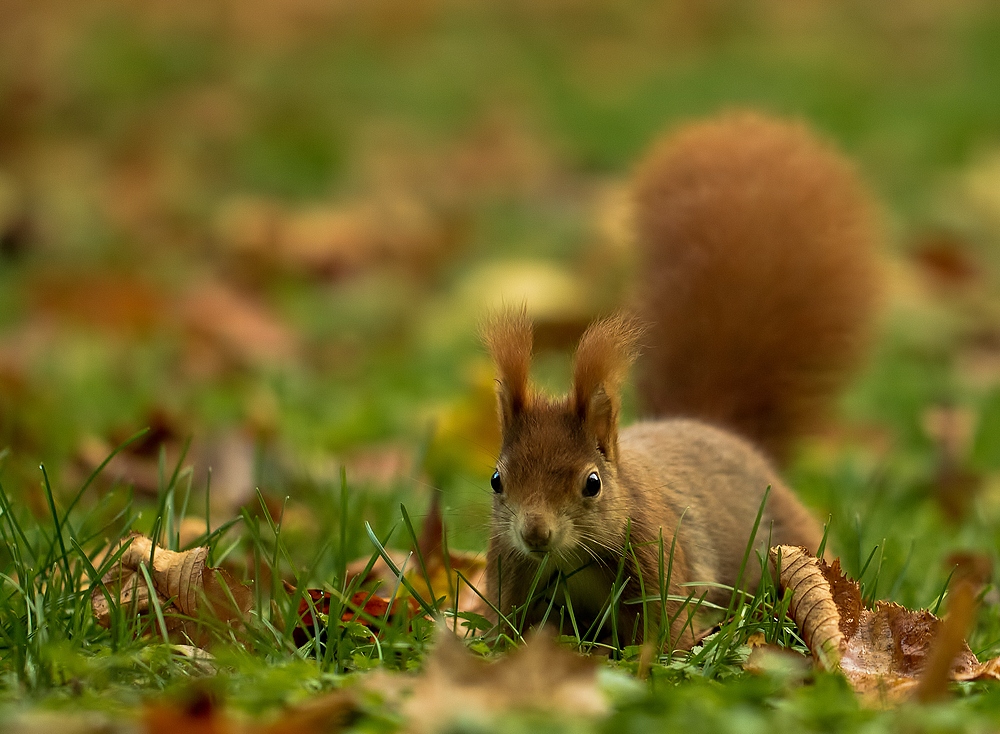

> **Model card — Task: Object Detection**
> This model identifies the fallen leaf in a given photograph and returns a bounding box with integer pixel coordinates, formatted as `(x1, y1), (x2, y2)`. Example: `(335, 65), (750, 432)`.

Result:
(922, 405), (982, 523)
(257, 689), (357, 734)
(910, 231), (982, 290)
(454, 260), (596, 346)
(143, 685), (356, 734)
(293, 588), (420, 646)
(370, 631), (606, 734)
(76, 434), (172, 497)
(181, 279), (300, 371)
(343, 494), (489, 622)
(1, 710), (128, 734)
(770, 545), (846, 672)
(29, 270), (166, 335)
(771, 545), (1000, 705)
(346, 547), (412, 591)
(214, 195), (446, 281)
(91, 533), (253, 636)
(143, 687), (231, 734)
(341, 442), (415, 487)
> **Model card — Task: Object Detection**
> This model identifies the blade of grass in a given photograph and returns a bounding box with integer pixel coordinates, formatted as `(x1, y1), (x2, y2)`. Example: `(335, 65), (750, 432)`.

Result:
(137, 562), (171, 643)
(399, 503), (439, 614)
(454, 568), (523, 644)
(363, 521), (436, 618)
(816, 515), (832, 559)
(40, 465), (73, 584)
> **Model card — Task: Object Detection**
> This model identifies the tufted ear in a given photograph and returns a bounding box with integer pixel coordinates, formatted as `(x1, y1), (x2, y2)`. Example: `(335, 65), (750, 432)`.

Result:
(482, 307), (534, 432)
(571, 314), (643, 462)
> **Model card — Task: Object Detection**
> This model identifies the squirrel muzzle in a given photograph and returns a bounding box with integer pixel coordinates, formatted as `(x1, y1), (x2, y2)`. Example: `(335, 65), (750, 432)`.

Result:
(515, 512), (558, 554)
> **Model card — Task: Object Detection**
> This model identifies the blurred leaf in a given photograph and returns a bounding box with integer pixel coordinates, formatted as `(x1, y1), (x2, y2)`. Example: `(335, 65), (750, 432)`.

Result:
(181, 279), (300, 372)
(143, 685), (356, 734)
(373, 631), (607, 733)
(30, 270), (166, 335)
(910, 231), (983, 291)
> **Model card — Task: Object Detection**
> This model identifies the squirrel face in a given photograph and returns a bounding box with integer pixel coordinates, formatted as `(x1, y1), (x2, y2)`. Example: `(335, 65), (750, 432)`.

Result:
(482, 310), (642, 565)
(491, 402), (619, 563)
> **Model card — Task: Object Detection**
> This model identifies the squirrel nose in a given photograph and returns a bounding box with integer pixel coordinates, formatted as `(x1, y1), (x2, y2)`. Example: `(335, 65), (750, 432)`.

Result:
(520, 518), (552, 551)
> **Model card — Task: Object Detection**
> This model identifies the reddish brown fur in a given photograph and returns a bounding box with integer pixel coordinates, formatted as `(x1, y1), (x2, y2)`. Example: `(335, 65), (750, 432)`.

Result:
(483, 111), (880, 649)
(570, 314), (643, 462)
(634, 112), (881, 463)
(482, 307), (534, 425)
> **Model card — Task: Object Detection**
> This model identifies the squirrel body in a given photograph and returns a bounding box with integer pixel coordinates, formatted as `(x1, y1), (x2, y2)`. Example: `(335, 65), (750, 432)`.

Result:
(483, 112), (880, 648)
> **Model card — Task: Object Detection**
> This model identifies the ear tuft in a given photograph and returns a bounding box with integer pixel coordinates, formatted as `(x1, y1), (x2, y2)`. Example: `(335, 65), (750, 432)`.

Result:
(572, 313), (643, 412)
(572, 314), (644, 460)
(481, 307), (534, 427)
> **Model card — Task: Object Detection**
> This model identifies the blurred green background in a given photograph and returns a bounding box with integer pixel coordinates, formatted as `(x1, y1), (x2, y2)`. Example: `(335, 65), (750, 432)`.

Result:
(3, 0), (1000, 618)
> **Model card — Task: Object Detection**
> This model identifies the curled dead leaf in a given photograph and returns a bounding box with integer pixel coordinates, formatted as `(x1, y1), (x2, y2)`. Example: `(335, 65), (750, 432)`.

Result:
(771, 545), (1000, 705)
(770, 546), (844, 671)
(91, 533), (252, 634)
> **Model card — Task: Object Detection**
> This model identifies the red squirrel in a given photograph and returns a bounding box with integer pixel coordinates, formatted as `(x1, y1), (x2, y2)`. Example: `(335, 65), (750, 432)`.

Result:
(482, 112), (881, 649)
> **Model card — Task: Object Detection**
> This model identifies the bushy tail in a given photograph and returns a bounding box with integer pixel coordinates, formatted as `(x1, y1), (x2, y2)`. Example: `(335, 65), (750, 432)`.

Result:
(633, 112), (881, 463)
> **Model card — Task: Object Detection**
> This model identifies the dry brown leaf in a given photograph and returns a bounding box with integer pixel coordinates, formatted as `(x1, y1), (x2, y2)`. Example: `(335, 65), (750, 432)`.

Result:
(257, 689), (357, 734)
(91, 533), (252, 634)
(74, 408), (189, 497)
(142, 688), (234, 734)
(409, 493), (488, 618)
(368, 631), (606, 734)
(214, 195), (445, 281)
(29, 270), (167, 335)
(346, 547), (412, 592)
(143, 686), (356, 734)
(909, 231), (983, 290)
(181, 279), (300, 370)
(771, 545), (1000, 704)
(77, 434), (169, 497)
(771, 546), (845, 671)
(922, 405), (982, 522)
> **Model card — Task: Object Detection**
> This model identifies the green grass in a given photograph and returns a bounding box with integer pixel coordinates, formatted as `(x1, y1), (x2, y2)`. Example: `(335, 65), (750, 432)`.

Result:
(1, 433), (998, 732)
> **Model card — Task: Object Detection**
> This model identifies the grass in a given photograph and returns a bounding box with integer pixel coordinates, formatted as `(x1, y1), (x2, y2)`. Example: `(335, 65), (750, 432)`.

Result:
(0, 416), (997, 732)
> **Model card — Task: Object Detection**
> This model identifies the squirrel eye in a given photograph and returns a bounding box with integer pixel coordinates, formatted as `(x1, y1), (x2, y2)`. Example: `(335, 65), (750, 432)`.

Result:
(491, 470), (503, 494)
(583, 471), (601, 498)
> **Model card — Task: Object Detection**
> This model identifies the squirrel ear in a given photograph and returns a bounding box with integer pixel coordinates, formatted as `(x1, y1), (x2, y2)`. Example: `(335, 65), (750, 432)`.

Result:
(571, 314), (643, 462)
(482, 307), (534, 431)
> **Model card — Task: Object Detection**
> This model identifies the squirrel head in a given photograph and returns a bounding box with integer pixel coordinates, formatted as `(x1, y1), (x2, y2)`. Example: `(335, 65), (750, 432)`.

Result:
(482, 309), (642, 563)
